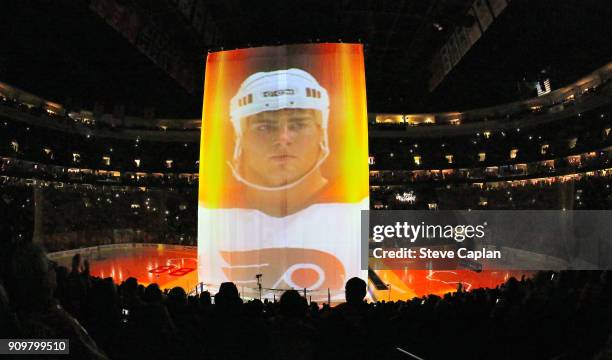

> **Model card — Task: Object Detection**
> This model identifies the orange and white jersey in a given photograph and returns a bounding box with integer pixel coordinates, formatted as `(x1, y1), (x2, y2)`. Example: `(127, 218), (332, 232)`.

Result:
(198, 198), (368, 299)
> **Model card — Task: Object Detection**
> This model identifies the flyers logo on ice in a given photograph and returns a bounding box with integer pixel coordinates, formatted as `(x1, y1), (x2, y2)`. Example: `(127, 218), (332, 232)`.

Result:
(220, 248), (346, 290)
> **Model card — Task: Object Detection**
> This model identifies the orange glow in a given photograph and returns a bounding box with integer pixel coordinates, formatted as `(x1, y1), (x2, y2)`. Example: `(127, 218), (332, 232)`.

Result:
(51, 246), (531, 301)
(198, 44), (369, 296)
(199, 43), (369, 208)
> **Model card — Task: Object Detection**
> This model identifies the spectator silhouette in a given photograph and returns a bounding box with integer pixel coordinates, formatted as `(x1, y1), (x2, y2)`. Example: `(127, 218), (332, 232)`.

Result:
(0, 242), (109, 359)
(207, 282), (264, 360)
(270, 290), (313, 360)
(119, 277), (142, 313)
(121, 283), (178, 360)
(66, 253), (87, 318)
(85, 277), (120, 351)
(345, 277), (367, 305)
(214, 281), (243, 313)
(334, 277), (369, 324)
(199, 290), (212, 307)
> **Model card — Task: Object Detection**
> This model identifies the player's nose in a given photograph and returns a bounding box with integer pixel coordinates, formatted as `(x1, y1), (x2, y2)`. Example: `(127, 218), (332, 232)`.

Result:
(275, 123), (294, 145)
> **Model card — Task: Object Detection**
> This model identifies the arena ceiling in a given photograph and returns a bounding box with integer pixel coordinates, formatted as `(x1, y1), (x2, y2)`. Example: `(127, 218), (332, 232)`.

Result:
(1, 0), (610, 117)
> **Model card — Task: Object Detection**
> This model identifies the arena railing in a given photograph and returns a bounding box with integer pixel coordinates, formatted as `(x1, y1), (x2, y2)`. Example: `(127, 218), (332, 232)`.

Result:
(190, 282), (346, 305)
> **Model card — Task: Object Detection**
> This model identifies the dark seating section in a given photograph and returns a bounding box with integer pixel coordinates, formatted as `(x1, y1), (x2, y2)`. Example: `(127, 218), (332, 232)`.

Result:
(0, 110), (198, 174)
(0, 179), (197, 252)
(0, 243), (611, 360)
(371, 171), (612, 210)
(370, 104), (612, 171)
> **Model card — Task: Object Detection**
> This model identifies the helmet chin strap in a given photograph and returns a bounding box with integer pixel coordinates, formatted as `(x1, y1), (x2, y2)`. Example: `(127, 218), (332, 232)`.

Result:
(227, 142), (329, 192)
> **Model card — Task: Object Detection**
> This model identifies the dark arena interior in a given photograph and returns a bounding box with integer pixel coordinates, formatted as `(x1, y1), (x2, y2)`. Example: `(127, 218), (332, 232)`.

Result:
(1, 1), (612, 359)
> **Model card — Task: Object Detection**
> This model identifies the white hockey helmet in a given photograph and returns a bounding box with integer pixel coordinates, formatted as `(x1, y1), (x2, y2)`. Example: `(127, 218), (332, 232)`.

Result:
(228, 68), (330, 191)
(230, 68), (329, 135)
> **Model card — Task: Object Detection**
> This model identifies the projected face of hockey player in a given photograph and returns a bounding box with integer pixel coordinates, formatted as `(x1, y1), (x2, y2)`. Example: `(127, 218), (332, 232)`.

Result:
(240, 108), (324, 187)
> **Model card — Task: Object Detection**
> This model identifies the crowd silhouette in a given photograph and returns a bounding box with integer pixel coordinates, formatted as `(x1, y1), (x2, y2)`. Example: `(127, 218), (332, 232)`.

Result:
(1, 241), (611, 359)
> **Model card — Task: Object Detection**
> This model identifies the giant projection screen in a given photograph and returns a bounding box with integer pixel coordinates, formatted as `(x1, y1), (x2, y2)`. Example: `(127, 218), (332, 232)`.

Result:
(198, 43), (369, 299)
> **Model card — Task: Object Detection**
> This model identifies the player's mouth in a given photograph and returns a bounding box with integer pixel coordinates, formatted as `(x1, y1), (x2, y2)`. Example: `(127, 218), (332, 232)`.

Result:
(269, 154), (297, 162)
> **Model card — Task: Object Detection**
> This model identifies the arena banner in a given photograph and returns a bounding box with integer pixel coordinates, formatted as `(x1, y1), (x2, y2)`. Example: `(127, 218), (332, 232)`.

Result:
(198, 43), (369, 299)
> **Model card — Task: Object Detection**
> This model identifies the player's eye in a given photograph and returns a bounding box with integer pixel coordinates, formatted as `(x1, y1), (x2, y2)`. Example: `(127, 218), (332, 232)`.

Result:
(288, 119), (312, 130)
(288, 122), (304, 130)
(255, 123), (277, 132)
